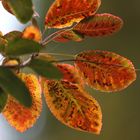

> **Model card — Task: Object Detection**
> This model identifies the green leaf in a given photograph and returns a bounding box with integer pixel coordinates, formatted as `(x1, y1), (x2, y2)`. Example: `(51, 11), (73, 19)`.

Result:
(28, 58), (62, 80)
(5, 0), (33, 23)
(4, 31), (22, 42)
(5, 38), (41, 56)
(0, 67), (32, 107)
(0, 89), (8, 112)
(0, 37), (7, 52)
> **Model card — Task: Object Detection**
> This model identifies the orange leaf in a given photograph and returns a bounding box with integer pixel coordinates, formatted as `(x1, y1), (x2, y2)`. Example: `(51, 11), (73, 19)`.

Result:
(75, 50), (136, 92)
(57, 63), (84, 85)
(73, 13), (123, 37)
(22, 25), (42, 42)
(2, 73), (42, 132)
(54, 30), (84, 42)
(45, 0), (101, 28)
(43, 80), (102, 134)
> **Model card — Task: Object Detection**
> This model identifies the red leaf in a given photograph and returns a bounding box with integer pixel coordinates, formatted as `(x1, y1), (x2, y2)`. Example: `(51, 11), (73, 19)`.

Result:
(54, 30), (84, 42)
(45, 0), (101, 28)
(73, 13), (123, 37)
(75, 50), (136, 92)
(1, 0), (13, 15)
(57, 63), (84, 85)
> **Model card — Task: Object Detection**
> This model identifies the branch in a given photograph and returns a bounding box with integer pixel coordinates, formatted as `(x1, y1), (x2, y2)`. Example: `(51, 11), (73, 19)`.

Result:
(42, 23), (78, 46)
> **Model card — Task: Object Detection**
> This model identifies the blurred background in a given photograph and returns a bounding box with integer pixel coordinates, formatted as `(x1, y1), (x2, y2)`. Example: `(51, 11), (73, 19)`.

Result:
(0, 0), (140, 140)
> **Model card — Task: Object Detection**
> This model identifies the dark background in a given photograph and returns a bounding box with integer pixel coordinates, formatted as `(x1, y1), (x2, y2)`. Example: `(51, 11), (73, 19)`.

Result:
(0, 0), (140, 140)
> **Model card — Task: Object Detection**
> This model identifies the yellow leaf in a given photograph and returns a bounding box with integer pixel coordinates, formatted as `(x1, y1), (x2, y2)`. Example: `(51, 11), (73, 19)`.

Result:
(43, 80), (102, 134)
(2, 73), (42, 132)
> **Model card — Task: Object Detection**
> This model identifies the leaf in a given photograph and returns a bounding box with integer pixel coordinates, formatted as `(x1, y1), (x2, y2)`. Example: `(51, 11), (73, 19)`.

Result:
(4, 31), (22, 42)
(2, 74), (42, 132)
(0, 89), (8, 113)
(4, 0), (33, 23)
(43, 80), (102, 134)
(22, 25), (42, 42)
(54, 36), (70, 43)
(56, 63), (83, 85)
(75, 50), (136, 92)
(28, 58), (62, 80)
(0, 67), (32, 107)
(45, 0), (101, 28)
(54, 30), (84, 42)
(0, 37), (8, 52)
(73, 13), (123, 37)
(5, 38), (41, 56)
(1, 0), (13, 14)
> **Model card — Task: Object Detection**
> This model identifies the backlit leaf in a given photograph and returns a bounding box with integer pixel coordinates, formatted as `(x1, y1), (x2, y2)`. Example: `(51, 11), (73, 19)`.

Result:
(22, 25), (42, 42)
(0, 67), (32, 107)
(45, 0), (101, 28)
(73, 13), (123, 37)
(3, 74), (42, 132)
(0, 89), (8, 113)
(57, 63), (83, 85)
(54, 30), (84, 42)
(5, 38), (41, 56)
(43, 80), (102, 134)
(4, 0), (33, 23)
(75, 50), (136, 92)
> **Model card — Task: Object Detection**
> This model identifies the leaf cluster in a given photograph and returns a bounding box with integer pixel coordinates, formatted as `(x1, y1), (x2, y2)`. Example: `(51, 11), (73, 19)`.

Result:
(0, 0), (136, 134)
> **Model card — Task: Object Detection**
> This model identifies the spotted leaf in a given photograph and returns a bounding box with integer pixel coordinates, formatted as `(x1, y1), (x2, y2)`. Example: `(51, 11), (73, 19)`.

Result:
(45, 0), (101, 28)
(43, 80), (102, 134)
(54, 30), (84, 42)
(73, 13), (123, 37)
(75, 50), (136, 92)
(57, 64), (83, 85)
(56, 63), (84, 85)
(2, 73), (42, 132)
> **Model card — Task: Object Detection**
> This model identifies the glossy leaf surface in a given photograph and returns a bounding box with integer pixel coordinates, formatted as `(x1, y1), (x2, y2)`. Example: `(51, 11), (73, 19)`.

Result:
(3, 74), (42, 132)
(75, 50), (136, 92)
(45, 0), (101, 28)
(43, 80), (102, 134)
